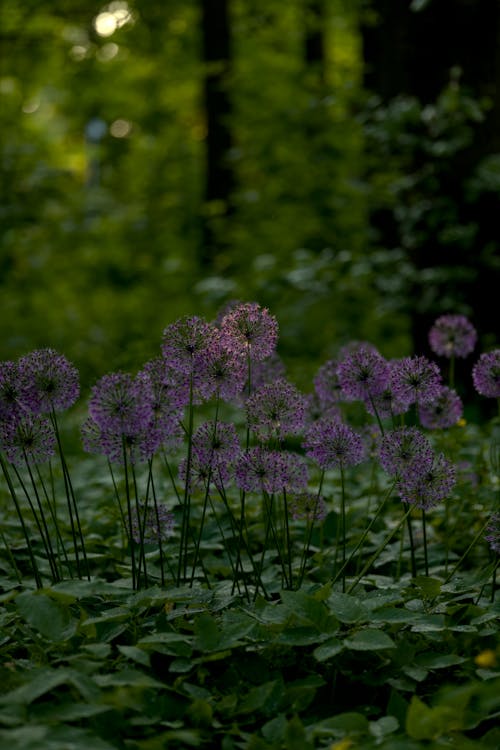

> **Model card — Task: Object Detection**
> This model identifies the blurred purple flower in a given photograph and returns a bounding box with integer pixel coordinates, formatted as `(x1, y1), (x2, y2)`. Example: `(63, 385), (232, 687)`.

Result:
(379, 426), (434, 479)
(397, 453), (456, 510)
(314, 359), (344, 408)
(0, 414), (56, 466)
(337, 344), (389, 401)
(18, 348), (80, 414)
(419, 385), (463, 429)
(472, 350), (500, 398)
(485, 513), (500, 554)
(0, 361), (27, 419)
(235, 447), (306, 494)
(246, 378), (307, 441)
(304, 418), (365, 470)
(429, 314), (477, 358)
(390, 355), (442, 407)
(220, 302), (278, 362)
(131, 502), (174, 545)
(81, 416), (163, 465)
(288, 492), (327, 522)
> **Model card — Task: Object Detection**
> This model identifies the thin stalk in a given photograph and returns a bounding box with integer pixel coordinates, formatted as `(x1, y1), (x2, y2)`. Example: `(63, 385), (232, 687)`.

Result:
(406, 509), (417, 578)
(282, 489), (293, 589)
(189, 479), (212, 586)
(340, 465), (347, 592)
(148, 460), (167, 586)
(178, 372), (195, 585)
(122, 438), (137, 590)
(0, 453), (42, 587)
(1, 528), (22, 583)
(35, 464), (72, 576)
(131, 461), (148, 589)
(422, 508), (429, 577)
(449, 355), (455, 389)
(347, 506), (413, 594)
(368, 394), (385, 436)
(263, 491), (289, 589)
(444, 514), (492, 584)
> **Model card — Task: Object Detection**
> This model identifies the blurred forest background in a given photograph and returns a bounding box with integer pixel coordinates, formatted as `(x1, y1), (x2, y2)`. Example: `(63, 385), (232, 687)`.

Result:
(1, 0), (499, 392)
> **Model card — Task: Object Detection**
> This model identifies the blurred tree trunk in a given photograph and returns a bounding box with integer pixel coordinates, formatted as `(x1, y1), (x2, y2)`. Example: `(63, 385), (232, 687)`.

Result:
(304, 0), (326, 84)
(200, 0), (234, 270)
(362, 0), (500, 355)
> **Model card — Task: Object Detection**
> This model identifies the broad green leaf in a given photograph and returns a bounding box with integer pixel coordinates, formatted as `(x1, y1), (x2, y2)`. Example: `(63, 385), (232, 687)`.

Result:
(344, 628), (396, 651)
(118, 644), (151, 667)
(15, 590), (76, 641)
(1, 668), (98, 706)
(313, 638), (343, 661)
(406, 695), (463, 740)
(194, 612), (221, 652)
(94, 669), (165, 688)
(285, 714), (313, 750)
(415, 653), (467, 669)
(369, 715), (399, 739)
(238, 679), (284, 717)
(327, 592), (368, 623)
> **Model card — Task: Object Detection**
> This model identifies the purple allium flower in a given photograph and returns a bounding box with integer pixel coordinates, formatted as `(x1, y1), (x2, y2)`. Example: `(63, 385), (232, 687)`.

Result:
(379, 427), (434, 479)
(429, 314), (477, 358)
(485, 513), (500, 554)
(288, 492), (327, 522)
(472, 350), (500, 398)
(314, 359), (344, 408)
(179, 451), (231, 492)
(192, 421), (241, 470)
(219, 302), (278, 362)
(303, 418), (365, 470)
(337, 344), (389, 402)
(89, 372), (154, 435)
(0, 414), (56, 466)
(161, 316), (217, 376)
(419, 385), (463, 429)
(397, 453), (456, 510)
(0, 361), (27, 419)
(248, 352), (286, 393)
(18, 348), (80, 413)
(390, 355), (442, 407)
(137, 358), (185, 447)
(304, 392), (342, 425)
(235, 448), (304, 494)
(81, 416), (163, 465)
(246, 378), (307, 441)
(281, 451), (309, 492)
(195, 334), (247, 402)
(131, 502), (174, 545)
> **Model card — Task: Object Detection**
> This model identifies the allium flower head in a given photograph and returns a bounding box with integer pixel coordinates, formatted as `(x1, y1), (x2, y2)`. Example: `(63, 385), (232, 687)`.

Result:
(247, 352), (286, 394)
(235, 448), (306, 494)
(288, 493), (327, 522)
(179, 451), (231, 493)
(419, 386), (463, 429)
(397, 453), (456, 510)
(379, 427), (434, 479)
(472, 350), (500, 398)
(195, 335), (247, 402)
(89, 372), (154, 435)
(303, 418), (365, 470)
(161, 316), (216, 375)
(81, 416), (163, 465)
(314, 359), (343, 408)
(18, 348), (80, 413)
(363, 360), (411, 419)
(337, 344), (389, 401)
(220, 302), (278, 361)
(0, 414), (56, 466)
(429, 314), (477, 358)
(131, 503), (174, 545)
(192, 421), (240, 470)
(246, 378), (307, 441)
(0, 361), (27, 419)
(390, 355), (442, 407)
(485, 513), (500, 554)
(137, 358), (185, 447)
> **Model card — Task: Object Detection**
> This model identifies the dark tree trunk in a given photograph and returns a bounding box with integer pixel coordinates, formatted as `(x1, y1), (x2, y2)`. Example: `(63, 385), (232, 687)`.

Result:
(361, 0), (500, 359)
(304, 0), (326, 83)
(200, 0), (234, 269)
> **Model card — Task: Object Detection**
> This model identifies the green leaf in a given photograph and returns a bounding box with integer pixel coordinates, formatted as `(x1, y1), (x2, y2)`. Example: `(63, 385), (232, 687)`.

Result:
(406, 695), (463, 740)
(412, 576), (442, 597)
(15, 591), (76, 641)
(313, 637), (343, 661)
(284, 715), (313, 750)
(415, 652), (467, 669)
(194, 612), (221, 652)
(327, 592), (368, 623)
(344, 628), (396, 651)
(117, 645), (151, 667)
(369, 715), (399, 739)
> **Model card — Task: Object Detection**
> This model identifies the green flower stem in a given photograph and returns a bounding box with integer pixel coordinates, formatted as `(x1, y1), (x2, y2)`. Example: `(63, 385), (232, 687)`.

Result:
(108, 460), (128, 550)
(1, 453), (43, 588)
(347, 506), (413, 594)
(263, 490), (289, 589)
(189, 478), (212, 587)
(282, 489), (293, 589)
(122, 438), (137, 590)
(297, 473), (325, 589)
(148, 459), (169, 586)
(449, 355), (455, 389)
(368, 394), (385, 436)
(0, 527), (22, 583)
(35, 464), (72, 577)
(406, 508), (417, 578)
(131, 461), (148, 589)
(444, 514), (492, 584)
(178, 372), (195, 585)
(422, 508), (429, 577)
(340, 465), (347, 592)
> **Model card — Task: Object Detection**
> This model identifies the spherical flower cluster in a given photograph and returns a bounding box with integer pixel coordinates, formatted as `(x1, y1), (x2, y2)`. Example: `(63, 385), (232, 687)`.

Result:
(219, 302), (278, 362)
(179, 451), (231, 493)
(247, 353), (286, 394)
(472, 350), (500, 398)
(390, 356), (442, 407)
(419, 386), (463, 430)
(337, 345), (389, 401)
(161, 316), (216, 375)
(314, 359), (343, 408)
(363, 361), (410, 419)
(195, 335), (247, 402)
(303, 418), (365, 470)
(429, 314), (477, 358)
(18, 348), (80, 414)
(246, 378), (307, 441)
(131, 502), (174, 545)
(379, 427), (434, 479)
(288, 492), (327, 522)
(485, 513), (500, 554)
(0, 361), (24, 420)
(235, 448), (307, 494)
(0, 414), (56, 466)
(137, 358), (186, 448)
(192, 421), (241, 471)
(397, 453), (456, 510)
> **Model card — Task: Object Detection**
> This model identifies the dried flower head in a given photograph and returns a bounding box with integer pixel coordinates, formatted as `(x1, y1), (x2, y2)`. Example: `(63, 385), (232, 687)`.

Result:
(390, 356), (442, 407)
(379, 427), (434, 479)
(0, 414), (56, 466)
(429, 314), (477, 358)
(419, 386), (463, 429)
(18, 348), (80, 413)
(337, 345), (389, 401)
(303, 418), (365, 470)
(472, 350), (500, 399)
(397, 453), (456, 510)
(220, 302), (278, 361)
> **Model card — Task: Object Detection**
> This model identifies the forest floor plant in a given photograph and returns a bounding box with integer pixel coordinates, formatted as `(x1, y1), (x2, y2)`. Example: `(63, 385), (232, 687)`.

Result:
(0, 305), (498, 749)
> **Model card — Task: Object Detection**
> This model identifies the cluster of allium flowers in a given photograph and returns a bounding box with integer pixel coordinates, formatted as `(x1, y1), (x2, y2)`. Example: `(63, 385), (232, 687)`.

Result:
(219, 302), (278, 362)
(0, 361), (25, 419)
(314, 359), (343, 408)
(191, 421), (240, 471)
(288, 492), (327, 522)
(429, 314), (477, 358)
(390, 355), (442, 407)
(235, 448), (307, 494)
(246, 378), (307, 441)
(0, 414), (56, 466)
(337, 344), (389, 401)
(179, 451), (230, 493)
(131, 502), (174, 545)
(195, 334), (247, 402)
(472, 350), (500, 398)
(379, 427), (434, 479)
(248, 353), (286, 394)
(419, 385), (463, 429)
(161, 316), (216, 375)
(17, 348), (80, 414)
(397, 453), (456, 510)
(485, 513), (500, 554)
(363, 361), (410, 419)
(137, 358), (185, 448)
(303, 418), (365, 470)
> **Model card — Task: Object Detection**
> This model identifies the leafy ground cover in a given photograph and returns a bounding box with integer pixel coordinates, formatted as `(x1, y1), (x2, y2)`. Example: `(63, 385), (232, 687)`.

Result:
(0, 304), (499, 749)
